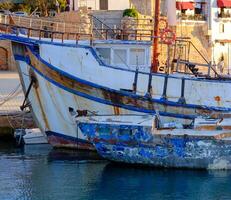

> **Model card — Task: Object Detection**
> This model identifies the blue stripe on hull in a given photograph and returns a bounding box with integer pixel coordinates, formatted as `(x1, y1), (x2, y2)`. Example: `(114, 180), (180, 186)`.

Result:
(15, 56), (196, 119)
(13, 46), (231, 120)
(15, 48), (231, 113)
(26, 48), (231, 112)
(15, 56), (231, 119)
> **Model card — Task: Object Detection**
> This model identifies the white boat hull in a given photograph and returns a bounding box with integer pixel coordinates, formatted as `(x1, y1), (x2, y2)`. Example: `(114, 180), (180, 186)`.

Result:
(8, 35), (231, 150)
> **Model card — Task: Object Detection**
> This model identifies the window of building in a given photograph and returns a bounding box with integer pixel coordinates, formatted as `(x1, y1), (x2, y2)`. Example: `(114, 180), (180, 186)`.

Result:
(195, 3), (202, 14)
(100, 0), (108, 10)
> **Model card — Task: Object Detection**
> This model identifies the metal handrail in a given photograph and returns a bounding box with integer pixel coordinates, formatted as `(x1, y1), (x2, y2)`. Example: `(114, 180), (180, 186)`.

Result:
(172, 39), (221, 78)
(0, 14), (156, 41)
(0, 22), (156, 44)
(0, 23), (93, 44)
(0, 14), (92, 34)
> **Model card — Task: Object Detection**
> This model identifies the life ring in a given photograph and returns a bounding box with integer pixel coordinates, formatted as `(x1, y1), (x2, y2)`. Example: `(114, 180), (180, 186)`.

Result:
(160, 28), (176, 45)
(159, 18), (168, 32)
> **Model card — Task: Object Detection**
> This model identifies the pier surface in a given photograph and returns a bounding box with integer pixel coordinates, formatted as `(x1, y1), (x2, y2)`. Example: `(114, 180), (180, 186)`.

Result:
(0, 72), (35, 138)
(0, 71), (23, 113)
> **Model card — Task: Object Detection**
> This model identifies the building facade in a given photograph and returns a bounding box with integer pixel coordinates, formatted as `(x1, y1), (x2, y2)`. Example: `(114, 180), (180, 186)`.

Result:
(209, 0), (231, 72)
(68, 0), (154, 15)
(68, 0), (130, 11)
(174, 0), (231, 73)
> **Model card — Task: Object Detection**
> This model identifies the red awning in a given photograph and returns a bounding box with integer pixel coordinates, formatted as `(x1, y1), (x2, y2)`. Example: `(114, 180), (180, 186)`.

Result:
(176, 2), (194, 10)
(217, 0), (231, 8)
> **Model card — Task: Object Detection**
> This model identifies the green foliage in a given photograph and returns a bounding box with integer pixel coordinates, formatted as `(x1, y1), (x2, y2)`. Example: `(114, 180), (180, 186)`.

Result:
(57, 0), (66, 11)
(0, 0), (66, 15)
(20, 4), (31, 13)
(23, 0), (57, 16)
(123, 8), (139, 18)
(0, 0), (14, 10)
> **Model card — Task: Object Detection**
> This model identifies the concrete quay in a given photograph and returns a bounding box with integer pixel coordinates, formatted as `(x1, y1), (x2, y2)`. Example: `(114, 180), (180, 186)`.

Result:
(0, 71), (35, 138)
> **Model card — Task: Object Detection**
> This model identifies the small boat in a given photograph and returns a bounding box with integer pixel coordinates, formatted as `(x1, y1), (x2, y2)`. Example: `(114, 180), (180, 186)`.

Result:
(14, 128), (48, 145)
(78, 115), (231, 169)
(23, 128), (48, 144)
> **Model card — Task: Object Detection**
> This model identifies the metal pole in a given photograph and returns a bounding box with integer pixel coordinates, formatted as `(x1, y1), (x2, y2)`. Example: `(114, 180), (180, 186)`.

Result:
(166, 44), (170, 74)
(228, 44), (230, 75)
(151, 0), (160, 73)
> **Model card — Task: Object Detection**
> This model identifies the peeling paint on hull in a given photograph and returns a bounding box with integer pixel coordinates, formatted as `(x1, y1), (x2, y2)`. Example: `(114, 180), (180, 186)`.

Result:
(23, 47), (231, 119)
(79, 123), (231, 169)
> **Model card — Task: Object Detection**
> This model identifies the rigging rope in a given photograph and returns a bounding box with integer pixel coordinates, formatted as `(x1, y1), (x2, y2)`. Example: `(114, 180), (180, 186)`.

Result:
(0, 83), (26, 129)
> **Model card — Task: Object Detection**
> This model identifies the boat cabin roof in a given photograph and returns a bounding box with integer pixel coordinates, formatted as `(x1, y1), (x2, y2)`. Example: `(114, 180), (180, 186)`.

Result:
(93, 40), (152, 46)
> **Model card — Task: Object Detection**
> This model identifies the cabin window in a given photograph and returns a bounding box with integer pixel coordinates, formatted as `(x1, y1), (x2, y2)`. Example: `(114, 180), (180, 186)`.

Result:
(129, 49), (145, 66)
(96, 48), (111, 65)
(113, 49), (127, 65)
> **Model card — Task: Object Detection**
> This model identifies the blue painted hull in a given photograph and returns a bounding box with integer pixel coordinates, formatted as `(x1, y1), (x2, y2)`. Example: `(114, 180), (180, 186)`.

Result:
(79, 123), (231, 169)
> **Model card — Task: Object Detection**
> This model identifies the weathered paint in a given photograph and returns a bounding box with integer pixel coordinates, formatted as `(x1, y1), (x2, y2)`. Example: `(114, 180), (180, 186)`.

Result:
(78, 117), (231, 169)
(24, 47), (231, 118)
(46, 131), (94, 150)
(7, 34), (231, 150)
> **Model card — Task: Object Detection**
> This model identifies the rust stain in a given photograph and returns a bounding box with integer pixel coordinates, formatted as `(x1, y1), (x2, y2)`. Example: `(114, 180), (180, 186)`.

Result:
(27, 48), (227, 118)
(34, 87), (50, 130)
(214, 132), (231, 140)
(195, 125), (231, 131)
(113, 107), (120, 115)
(214, 96), (221, 102)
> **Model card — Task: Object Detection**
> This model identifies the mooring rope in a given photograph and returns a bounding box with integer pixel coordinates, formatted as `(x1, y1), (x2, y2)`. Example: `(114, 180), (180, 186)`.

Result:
(0, 83), (22, 107)
(0, 83), (24, 129)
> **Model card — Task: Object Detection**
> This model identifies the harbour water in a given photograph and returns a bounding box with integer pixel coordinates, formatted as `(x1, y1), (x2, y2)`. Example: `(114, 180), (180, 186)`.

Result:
(1, 141), (231, 200)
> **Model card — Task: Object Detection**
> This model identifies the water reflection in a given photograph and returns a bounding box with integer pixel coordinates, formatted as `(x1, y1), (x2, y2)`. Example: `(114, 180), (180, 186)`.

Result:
(47, 148), (104, 163)
(94, 163), (231, 200)
(0, 143), (231, 200)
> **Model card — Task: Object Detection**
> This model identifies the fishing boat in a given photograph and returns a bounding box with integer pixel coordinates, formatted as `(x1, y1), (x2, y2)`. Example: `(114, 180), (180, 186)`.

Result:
(0, 1), (231, 149)
(3, 33), (231, 150)
(78, 115), (231, 169)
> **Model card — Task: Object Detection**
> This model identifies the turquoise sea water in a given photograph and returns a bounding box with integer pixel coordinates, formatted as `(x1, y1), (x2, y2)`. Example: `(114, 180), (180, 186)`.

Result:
(0, 142), (231, 200)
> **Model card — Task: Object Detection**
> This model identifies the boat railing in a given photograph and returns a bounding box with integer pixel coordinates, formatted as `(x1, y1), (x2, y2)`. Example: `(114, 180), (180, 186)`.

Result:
(172, 39), (221, 78)
(0, 14), (224, 78)
(0, 14), (155, 41)
(93, 28), (154, 40)
(102, 17), (154, 30)
(0, 22), (93, 44)
(0, 22), (156, 45)
(0, 14), (92, 34)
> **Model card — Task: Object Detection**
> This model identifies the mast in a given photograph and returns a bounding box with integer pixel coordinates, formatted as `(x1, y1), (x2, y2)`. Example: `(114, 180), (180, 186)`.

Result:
(151, 0), (160, 73)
